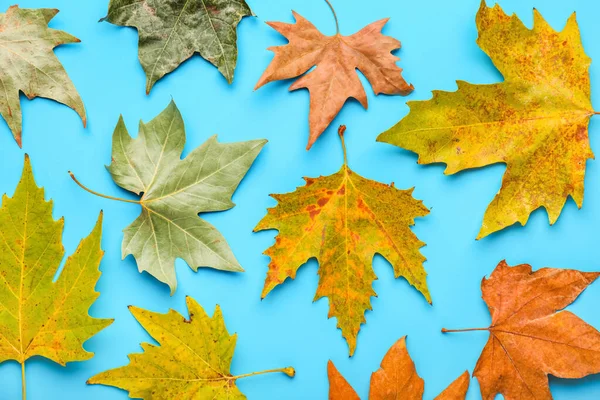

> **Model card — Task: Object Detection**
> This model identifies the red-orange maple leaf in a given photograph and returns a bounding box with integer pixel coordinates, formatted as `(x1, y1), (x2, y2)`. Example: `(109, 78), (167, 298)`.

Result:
(255, 7), (413, 149)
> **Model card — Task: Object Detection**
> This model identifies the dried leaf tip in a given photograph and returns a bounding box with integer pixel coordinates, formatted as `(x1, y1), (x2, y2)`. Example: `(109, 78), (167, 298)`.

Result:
(338, 125), (348, 165)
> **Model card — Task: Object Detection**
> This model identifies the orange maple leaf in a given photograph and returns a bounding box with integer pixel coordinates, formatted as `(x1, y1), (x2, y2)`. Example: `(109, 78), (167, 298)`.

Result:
(444, 260), (600, 400)
(255, 126), (430, 356)
(328, 336), (469, 400)
(255, 2), (413, 149)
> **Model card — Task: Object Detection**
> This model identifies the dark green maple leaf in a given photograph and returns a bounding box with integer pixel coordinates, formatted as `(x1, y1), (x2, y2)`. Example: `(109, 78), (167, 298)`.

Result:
(102, 0), (253, 93)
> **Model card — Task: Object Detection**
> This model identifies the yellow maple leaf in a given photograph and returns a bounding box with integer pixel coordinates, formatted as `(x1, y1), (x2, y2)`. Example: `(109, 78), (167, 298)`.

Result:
(0, 156), (112, 399)
(89, 297), (294, 399)
(378, 1), (596, 239)
(255, 126), (430, 356)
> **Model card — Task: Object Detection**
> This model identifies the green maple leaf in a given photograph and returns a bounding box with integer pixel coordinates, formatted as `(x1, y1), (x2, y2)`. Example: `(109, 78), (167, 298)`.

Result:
(102, 0), (253, 94)
(70, 101), (266, 293)
(0, 156), (112, 398)
(0, 5), (86, 147)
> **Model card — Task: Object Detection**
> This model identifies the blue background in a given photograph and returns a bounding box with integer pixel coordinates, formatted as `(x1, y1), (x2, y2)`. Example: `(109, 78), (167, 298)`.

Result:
(1, 0), (600, 398)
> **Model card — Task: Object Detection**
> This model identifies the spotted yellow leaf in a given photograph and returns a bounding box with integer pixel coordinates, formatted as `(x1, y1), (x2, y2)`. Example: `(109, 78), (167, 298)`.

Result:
(255, 126), (430, 356)
(378, 1), (595, 238)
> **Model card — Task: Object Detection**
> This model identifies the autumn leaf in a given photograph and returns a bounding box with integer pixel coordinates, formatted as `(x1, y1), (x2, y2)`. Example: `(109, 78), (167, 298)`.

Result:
(0, 156), (112, 399)
(255, 126), (429, 356)
(0, 5), (86, 147)
(89, 296), (294, 399)
(69, 101), (266, 294)
(328, 336), (469, 399)
(443, 260), (600, 400)
(378, 1), (597, 238)
(435, 373), (470, 400)
(102, 0), (252, 94)
(255, 1), (413, 150)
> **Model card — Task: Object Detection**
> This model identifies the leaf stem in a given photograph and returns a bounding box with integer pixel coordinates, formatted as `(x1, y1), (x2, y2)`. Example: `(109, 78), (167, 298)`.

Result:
(442, 327), (489, 333)
(324, 0), (340, 34)
(68, 172), (140, 204)
(594, 111), (600, 115)
(21, 362), (26, 400)
(234, 367), (295, 381)
(338, 125), (348, 165)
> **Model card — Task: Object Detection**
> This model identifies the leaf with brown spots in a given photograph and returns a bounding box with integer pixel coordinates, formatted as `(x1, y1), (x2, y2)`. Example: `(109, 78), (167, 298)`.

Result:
(255, 126), (429, 356)
(328, 336), (469, 399)
(255, 1), (413, 149)
(88, 296), (294, 399)
(0, 5), (86, 147)
(0, 156), (112, 397)
(378, 1), (597, 238)
(443, 260), (600, 400)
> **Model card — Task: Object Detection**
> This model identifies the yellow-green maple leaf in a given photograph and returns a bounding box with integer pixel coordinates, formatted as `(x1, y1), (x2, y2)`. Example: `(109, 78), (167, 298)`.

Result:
(0, 156), (112, 398)
(255, 127), (430, 356)
(89, 296), (294, 399)
(378, 1), (595, 239)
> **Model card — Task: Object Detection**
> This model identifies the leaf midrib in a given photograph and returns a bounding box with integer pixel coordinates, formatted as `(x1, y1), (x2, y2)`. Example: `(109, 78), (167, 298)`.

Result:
(142, 205), (235, 268)
(141, 141), (263, 204)
(17, 185), (29, 362)
(147, 315), (227, 381)
(484, 314), (600, 398)
(272, 168), (407, 272)
(0, 42), (78, 105)
(24, 240), (96, 357)
(147, 0), (192, 91)
(392, 110), (593, 136)
(199, 0), (229, 79)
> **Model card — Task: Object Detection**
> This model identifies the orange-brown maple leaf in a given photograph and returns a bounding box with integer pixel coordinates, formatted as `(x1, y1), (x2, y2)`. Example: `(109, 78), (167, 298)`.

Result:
(328, 337), (469, 400)
(255, 11), (413, 149)
(445, 261), (600, 400)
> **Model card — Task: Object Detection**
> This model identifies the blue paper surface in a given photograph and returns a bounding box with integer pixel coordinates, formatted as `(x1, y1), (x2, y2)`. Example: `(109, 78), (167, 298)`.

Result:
(1, 0), (600, 398)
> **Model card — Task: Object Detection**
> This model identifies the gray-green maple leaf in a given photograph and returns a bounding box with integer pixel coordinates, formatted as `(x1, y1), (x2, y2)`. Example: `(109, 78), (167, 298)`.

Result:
(102, 0), (253, 94)
(0, 5), (86, 147)
(70, 101), (266, 293)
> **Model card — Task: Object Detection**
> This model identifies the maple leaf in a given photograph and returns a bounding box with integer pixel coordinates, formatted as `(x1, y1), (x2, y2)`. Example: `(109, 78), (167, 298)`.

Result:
(89, 296), (294, 399)
(69, 100), (266, 293)
(255, 1), (413, 150)
(254, 126), (429, 356)
(102, 0), (252, 94)
(0, 5), (86, 147)
(0, 156), (112, 398)
(328, 336), (469, 399)
(378, 1), (597, 239)
(443, 260), (600, 400)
